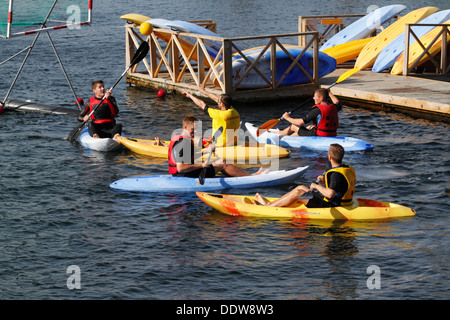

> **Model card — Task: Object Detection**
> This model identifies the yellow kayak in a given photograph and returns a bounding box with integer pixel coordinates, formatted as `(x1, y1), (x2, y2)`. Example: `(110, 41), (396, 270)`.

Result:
(391, 18), (450, 75)
(117, 136), (290, 162)
(322, 37), (374, 65)
(196, 192), (416, 220)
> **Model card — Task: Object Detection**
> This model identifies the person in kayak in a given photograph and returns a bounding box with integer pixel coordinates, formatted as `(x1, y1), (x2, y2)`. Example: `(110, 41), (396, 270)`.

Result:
(77, 80), (122, 139)
(169, 115), (267, 178)
(182, 86), (240, 147)
(278, 88), (342, 137)
(253, 143), (355, 207)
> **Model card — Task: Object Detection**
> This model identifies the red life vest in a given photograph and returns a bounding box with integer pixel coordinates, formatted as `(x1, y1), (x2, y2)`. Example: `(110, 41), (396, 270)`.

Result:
(313, 104), (338, 137)
(168, 134), (194, 174)
(89, 97), (117, 124)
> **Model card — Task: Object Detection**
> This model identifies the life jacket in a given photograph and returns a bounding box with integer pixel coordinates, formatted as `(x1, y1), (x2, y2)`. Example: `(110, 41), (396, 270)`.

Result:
(207, 106), (240, 146)
(89, 97), (117, 124)
(324, 165), (356, 206)
(168, 134), (194, 174)
(313, 104), (338, 137)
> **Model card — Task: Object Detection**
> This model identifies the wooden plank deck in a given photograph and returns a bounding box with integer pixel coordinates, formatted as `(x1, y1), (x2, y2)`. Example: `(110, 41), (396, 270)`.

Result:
(320, 69), (450, 122)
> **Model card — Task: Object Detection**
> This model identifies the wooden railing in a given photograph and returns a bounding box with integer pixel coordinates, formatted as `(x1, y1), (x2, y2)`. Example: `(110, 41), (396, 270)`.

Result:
(125, 22), (321, 96)
(403, 23), (450, 75)
(298, 14), (365, 47)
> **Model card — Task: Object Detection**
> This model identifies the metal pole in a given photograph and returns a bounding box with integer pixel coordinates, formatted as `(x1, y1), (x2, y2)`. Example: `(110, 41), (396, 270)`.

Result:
(1, 0), (59, 105)
(46, 32), (82, 110)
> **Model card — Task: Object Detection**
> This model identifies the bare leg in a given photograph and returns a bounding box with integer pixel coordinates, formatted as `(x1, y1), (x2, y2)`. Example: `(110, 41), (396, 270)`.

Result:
(253, 185), (310, 207)
(277, 124), (300, 136)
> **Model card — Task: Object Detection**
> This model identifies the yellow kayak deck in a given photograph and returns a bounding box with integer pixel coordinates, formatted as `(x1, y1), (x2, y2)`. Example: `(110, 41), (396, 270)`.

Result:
(196, 192), (416, 220)
(117, 136), (290, 162)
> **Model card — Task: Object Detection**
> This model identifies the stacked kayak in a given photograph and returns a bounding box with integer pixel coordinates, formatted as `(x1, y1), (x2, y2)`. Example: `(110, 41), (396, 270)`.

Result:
(79, 127), (123, 152)
(110, 166), (308, 193)
(196, 192), (416, 220)
(117, 136), (291, 162)
(319, 4), (407, 51)
(373, 9), (450, 73)
(245, 122), (374, 152)
(212, 46), (337, 89)
(391, 17), (450, 75)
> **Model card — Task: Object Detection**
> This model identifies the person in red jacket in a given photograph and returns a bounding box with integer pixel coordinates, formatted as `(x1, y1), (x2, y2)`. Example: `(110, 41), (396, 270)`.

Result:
(168, 115), (266, 178)
(278, 88), (342, 137)
(77, 80), (122, 139)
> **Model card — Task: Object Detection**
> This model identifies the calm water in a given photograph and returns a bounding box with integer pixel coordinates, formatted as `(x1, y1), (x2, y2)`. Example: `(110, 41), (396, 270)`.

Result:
(0, 0), (449, 301)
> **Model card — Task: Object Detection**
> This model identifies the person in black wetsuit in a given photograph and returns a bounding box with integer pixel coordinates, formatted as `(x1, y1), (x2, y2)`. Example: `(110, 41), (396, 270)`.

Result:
(168, 115), (267, 178)
(77, 80), (122, 139)
(278, 88), (342, 137)
(253, 143), (356, 208)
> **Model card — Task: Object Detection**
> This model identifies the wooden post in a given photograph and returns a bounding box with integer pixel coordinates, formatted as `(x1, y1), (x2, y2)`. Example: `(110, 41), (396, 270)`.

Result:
(441, 25), (448, 75)
(171, 35), (180, 82)
(270, 38), (277, 89)
(223, 39), (233, 96)
(125, 25), (134, 71)
(403, 24), (411, 76)
(197, 41), (205, 85)
(313, 33), (319, 84)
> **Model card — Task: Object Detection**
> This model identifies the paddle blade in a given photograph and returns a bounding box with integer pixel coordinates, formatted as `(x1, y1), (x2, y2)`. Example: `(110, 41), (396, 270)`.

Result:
(67, 121), (87, 141)
(256, 119), (280, 137)
(337, 68), (360, 83)
(199, 126), (223, 185)
(130, 41), (149, 67)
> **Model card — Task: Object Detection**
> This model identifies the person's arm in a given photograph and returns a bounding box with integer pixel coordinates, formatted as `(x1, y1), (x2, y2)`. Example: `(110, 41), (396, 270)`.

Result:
(328, 90), (342, 112)
(198, 86), (219, 102)
(173, 139), (207, 173)
(77, 102), (90, 122)
(309, 182), (336, 199)
(282, 112), (305, 127)
(183, 91), (206, 110)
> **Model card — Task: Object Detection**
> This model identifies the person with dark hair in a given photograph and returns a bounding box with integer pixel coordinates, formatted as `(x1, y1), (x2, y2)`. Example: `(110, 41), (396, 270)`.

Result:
(253, 144), (355, 208)
(182, 86), (240, 147)
(168, 115), (266, 178)
(278, 88), (342, 137)
(77, 80), (122, 139)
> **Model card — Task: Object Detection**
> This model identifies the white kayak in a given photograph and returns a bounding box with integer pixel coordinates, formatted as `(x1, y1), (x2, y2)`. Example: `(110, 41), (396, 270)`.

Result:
(79, 127), (123, 152)
(109, 166), (308, 193)
(245, 122), (374, 152)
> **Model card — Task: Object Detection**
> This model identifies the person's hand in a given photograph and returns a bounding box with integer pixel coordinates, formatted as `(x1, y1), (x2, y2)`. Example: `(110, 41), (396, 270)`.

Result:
(105, 89), (112, 99)
(316, 175), (325, 184)
(83, 115), (90, 122)
(282, 112), (290, 120)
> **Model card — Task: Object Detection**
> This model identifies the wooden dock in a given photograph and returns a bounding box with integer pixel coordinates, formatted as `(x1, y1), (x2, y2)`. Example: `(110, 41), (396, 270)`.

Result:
(320, 69), (450, 122)
(124, 15), (450, 123)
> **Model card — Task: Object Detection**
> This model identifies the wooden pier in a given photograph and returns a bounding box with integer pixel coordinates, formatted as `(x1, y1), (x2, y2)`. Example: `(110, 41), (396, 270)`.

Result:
(124, 20), (322, 102)
(124, 16), (450, 123)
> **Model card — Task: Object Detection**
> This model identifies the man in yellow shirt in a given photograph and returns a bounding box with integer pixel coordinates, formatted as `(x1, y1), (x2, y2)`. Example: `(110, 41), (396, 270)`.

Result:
(183, 86), (240, 147)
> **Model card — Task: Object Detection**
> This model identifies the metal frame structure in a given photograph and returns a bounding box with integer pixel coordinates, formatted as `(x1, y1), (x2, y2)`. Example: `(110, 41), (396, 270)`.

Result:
(0, 0), (92, 107)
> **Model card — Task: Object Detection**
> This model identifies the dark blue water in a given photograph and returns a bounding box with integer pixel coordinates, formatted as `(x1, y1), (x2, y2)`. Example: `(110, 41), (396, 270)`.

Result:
(0, 0), (449, 300)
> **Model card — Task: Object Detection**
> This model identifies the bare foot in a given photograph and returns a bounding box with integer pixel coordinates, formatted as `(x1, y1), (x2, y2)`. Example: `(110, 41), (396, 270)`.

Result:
(252, 193), (269, 206)
(253, 167), (269, 175)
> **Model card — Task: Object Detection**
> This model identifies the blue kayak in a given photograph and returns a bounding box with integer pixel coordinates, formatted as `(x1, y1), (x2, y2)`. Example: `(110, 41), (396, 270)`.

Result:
(109, 166), (308, 193)
(245, 122), (374, 152)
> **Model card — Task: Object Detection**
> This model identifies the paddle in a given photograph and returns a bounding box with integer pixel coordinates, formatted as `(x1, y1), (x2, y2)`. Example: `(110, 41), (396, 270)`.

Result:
(67, 41), (149, 142)
(256, 82), (338, 137)
(198, 126), (223, 185)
